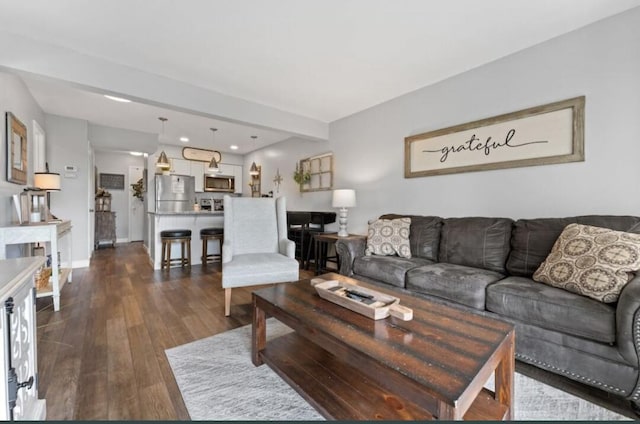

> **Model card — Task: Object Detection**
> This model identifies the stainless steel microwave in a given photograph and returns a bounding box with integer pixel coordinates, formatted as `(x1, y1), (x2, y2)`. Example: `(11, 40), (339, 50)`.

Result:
(204, 174), (235, 192)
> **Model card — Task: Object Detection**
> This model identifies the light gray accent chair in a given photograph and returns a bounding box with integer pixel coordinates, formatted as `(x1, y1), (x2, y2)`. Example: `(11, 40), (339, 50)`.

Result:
(221, 195), (299, 316)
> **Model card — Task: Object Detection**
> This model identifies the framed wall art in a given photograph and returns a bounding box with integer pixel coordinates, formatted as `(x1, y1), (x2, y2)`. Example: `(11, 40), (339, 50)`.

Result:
(404, 96), (585, 178)
(100, 173), (125, 190)
(6, 112), (28, 185)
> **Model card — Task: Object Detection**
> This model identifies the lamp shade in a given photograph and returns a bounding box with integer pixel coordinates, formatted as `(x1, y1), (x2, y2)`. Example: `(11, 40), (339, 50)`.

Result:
(332, 189), (356, 208)
(34, 172), (61, 191)
(249, 162), (259, 176)
(156, 150), (171, 169)
(207, 157), (219, 174)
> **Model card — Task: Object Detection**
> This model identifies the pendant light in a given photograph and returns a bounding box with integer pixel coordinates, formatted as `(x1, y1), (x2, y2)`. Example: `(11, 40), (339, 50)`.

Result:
(156, 117), (171, 170)
(207, 128), (220, 174)
(249, 135), (259, 176)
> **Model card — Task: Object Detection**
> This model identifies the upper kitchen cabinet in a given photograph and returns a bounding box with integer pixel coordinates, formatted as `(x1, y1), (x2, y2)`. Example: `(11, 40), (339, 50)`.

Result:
(170, 158), (191, 175)
(234, 165), (243, 194)
(191, 161), (204, 192)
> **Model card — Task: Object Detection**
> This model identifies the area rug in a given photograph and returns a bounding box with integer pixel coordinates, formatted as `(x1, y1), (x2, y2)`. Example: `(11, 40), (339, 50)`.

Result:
(165, 319), (631, 421)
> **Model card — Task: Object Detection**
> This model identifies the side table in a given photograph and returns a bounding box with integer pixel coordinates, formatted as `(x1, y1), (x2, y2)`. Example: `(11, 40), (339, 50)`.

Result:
(312, 233), (366, 275)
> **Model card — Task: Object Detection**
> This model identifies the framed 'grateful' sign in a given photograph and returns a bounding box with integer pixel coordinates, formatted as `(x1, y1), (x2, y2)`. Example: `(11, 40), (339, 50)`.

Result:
(404, 96), (585, 178)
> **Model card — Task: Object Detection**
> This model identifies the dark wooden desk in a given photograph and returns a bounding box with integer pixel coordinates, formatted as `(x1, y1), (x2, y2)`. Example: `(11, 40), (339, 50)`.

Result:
(313, 233), (366, 275)
(287, 211), (337, 269)
(287, 211), (336, 231)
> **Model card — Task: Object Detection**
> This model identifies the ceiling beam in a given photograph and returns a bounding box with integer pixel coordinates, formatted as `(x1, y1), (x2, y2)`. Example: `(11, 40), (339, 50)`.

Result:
(0, 31), (328, 141)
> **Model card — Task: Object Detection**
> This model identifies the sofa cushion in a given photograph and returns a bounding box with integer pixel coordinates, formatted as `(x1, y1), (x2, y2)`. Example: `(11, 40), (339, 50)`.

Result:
(380, 214), (442, 261)
(406, 263), (505, 310)
(438, 217), (513, 273)
(354, 255), (434, 288)
(506, 215), (640, 277)
(486, 276), (616, 343)
(365, 217), (411, 258)
(533, 223), (640, 303)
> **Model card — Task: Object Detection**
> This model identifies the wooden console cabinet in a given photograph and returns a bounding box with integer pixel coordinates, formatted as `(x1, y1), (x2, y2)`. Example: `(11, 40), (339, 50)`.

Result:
(95, 211), (116, 248)
(0, 257), (47, 420)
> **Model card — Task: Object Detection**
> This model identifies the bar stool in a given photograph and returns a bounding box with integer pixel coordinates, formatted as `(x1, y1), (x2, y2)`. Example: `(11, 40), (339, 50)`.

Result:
(201, 227), (224, 265)
(160, 229), (192, 270)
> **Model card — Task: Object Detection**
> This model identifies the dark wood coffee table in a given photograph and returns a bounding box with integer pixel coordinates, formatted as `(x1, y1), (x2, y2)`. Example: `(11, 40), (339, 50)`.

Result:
(251, 273), (515, 420)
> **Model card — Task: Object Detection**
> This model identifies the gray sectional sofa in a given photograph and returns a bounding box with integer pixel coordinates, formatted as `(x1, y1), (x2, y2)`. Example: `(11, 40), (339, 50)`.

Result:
(335, 214), (640, 410)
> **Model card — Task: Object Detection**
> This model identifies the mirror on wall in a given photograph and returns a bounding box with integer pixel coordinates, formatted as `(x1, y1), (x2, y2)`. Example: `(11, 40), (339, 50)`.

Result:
(6, 112), (28, 185)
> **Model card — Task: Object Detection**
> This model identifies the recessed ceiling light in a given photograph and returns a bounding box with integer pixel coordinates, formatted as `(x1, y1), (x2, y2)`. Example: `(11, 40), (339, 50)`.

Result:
(130, 151), (144, 156)
(180, 136), (189, 142)
(104, 94), (131, 103)
(230, 145), (239, 150)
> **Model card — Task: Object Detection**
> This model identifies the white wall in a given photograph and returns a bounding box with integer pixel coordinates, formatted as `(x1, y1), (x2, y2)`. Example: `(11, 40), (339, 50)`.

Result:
(260, 7), (640, 235)
(243, 137), (335, 209)
(0, 71), (45, 230)
(94, 150), (145, 241)
(46, 114), (91, 267)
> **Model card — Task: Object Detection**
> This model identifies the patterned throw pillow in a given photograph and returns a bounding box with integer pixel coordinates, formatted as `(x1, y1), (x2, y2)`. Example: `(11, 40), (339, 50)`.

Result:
(365, 218), (411, 258)
(533, 223), (640, 303)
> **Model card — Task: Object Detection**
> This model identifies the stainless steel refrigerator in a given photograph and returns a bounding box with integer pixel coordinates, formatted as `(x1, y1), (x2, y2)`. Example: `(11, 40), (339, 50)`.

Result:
(155, 174), (196, 212)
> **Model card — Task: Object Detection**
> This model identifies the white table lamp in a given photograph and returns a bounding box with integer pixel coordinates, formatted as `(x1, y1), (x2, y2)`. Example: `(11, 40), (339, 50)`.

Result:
(34, 163), (61, 220)
(332, 189), (356, 237)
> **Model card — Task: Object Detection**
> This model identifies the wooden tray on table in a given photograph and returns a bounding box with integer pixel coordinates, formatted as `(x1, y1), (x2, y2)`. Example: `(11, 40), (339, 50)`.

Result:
(312, 279), (413, 320)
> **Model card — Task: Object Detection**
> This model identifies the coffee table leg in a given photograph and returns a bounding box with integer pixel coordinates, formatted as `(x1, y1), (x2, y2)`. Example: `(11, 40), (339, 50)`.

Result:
(495, 333), (515, 419)
(252, 295), (266, 366)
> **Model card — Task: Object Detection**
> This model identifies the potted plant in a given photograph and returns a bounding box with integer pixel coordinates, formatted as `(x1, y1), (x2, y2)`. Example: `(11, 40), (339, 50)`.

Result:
(130, 178), (144, 201)
(293, 163), (311, 185)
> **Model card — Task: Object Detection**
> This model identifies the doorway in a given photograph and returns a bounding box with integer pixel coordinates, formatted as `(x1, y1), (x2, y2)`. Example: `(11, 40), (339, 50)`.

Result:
(129, 166), (144, 242)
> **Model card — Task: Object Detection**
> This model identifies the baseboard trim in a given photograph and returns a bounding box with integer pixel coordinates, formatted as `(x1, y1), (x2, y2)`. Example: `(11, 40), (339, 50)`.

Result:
(117, 237), (129, 243)
(72, 259), (90, 268)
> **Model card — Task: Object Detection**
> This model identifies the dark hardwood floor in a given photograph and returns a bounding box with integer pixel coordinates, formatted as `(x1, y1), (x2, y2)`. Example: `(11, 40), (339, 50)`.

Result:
(36, 242), (314, 420)
(36, 242), (636, 420)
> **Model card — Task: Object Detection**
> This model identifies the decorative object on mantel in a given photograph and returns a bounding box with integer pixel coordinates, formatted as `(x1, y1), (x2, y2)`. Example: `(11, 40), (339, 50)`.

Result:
(332, 189), (356, 237)
(206, 128), (220, 174)
(6, 112), (28, 185)
(130, 178), (144, 201)
(156, 117), (171, 170)
(296, 152), (333, 192)
(404, 96), (585, 178)
(249, 135), (260, 176)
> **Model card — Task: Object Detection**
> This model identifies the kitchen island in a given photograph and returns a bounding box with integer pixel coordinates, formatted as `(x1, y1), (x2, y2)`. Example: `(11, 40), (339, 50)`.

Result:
(148, 211), (224, 270)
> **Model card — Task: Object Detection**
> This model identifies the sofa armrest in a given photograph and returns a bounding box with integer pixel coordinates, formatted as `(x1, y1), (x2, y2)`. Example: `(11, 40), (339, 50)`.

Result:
(335, 237), (366, 276)
(280, 238), (295, 258)
(616, 274), (640, 366)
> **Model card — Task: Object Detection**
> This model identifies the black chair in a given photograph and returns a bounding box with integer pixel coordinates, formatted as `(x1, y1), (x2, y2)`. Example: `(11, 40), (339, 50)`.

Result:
(287, 212), (312, 268)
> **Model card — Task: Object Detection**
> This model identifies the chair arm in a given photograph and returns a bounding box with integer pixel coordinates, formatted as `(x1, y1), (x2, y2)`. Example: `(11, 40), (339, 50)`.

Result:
(335, 237), (366, 276)
(222, 241), (233, 263)
(280, 238), (295, 258)
(616, 274), (640, 366)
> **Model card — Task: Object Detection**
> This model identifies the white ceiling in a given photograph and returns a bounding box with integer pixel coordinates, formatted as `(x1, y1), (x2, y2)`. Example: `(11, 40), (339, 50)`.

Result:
(1, 0), (639, 153)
